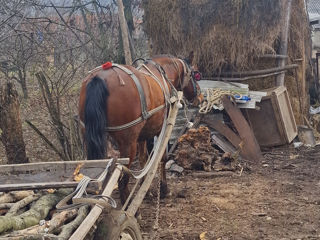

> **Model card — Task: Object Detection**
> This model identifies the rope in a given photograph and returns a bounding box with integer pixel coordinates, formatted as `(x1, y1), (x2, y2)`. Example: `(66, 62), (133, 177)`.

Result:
(198, 88), (241, 114)
(56, 159), (117, 211)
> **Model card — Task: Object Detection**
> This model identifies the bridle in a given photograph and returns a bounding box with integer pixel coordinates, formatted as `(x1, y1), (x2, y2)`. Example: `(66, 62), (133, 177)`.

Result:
(173, 57), (201, 100)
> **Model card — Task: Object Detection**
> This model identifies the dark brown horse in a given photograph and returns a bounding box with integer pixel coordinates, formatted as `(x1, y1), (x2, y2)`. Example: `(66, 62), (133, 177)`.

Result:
(78, 55), (202, 204)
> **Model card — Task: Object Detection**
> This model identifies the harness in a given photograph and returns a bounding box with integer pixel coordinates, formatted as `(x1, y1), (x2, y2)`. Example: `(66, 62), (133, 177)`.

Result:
(81, 57), (195, 132)
(112, 64), (150, 120)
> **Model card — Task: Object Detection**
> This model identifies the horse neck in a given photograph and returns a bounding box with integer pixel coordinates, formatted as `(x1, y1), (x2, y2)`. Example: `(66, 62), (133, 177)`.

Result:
(164, 58), (185, 90)
(150, 57), (185, 90)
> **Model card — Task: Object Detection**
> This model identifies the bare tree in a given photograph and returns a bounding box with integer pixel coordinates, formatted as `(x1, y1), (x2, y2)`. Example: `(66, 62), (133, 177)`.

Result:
(0, 0), (147, 162)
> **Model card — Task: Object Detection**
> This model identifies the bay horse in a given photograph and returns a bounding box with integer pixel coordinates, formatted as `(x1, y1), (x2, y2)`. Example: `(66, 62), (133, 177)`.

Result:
(78, 55), (203, 204)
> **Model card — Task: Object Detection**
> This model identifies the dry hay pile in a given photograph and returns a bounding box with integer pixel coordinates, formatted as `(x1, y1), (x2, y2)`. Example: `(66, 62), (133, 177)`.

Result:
(144, 0), (311, 124)
(284, 0), (312, 123)
(144, 0), (282, 75)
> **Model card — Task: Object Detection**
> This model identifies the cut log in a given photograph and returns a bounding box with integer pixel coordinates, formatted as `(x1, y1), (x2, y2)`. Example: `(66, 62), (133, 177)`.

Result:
(58, 205), (89, 239)
(0, 189), (72, 234)
(0, 233), (60, 240)
(0, 203), (14, 210)
(0, 191), (33, 204)
(6, 193), (42, 217)
(6, 209), (77, 237)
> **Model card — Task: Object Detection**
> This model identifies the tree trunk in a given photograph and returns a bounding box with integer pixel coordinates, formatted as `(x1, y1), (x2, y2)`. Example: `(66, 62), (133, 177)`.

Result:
(0, 82), (28, 164)
(18, 69), (28, 99)
(117, 0), (132, 65)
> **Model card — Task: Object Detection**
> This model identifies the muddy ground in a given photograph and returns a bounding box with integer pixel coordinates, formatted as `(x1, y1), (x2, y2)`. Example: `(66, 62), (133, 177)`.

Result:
(139, 145), (320, 240)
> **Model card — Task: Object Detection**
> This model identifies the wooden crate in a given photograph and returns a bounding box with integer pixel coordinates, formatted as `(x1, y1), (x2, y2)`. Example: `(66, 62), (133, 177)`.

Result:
(245, 86), (297, 147)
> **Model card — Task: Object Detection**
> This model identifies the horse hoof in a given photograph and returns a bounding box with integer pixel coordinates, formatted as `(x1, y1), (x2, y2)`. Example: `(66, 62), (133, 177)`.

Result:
(160, 182), (168, 199)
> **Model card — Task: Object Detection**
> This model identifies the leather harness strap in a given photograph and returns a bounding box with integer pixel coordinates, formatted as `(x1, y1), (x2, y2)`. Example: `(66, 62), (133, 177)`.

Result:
(81, 58), (187, 132)
(105, 104), (165, 131)
(79, 63), (171, 132)
(112, 64), (149, 120)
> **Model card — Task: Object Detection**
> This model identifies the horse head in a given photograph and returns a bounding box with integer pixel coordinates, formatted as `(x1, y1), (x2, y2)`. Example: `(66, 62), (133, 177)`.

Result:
(178, 56), (203, 106)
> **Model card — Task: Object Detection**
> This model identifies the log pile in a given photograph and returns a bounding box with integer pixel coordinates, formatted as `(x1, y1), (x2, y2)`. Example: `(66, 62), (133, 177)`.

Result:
(0, 189), (89, 240)
(174, 126), (239, 172)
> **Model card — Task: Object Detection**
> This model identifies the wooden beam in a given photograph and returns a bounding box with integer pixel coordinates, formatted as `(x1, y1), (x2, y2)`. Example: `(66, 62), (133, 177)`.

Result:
(276, 0), (293, 86)
(208, 71), (285, 82)
(0, 181), (101, 192)
(218, 64), (298, 78)
(0, 159), (129, 174)
(202, 115), (241, 148)
(127, 92), (182, 217)
(221, 96), (262, 161)
(69, 165), (123, 240)
(261, 54), (288, 59)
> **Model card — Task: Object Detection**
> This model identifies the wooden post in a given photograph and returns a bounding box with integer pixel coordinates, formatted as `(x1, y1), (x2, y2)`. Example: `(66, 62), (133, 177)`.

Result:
(0, 82), (28, 164)
(117, 0), (132, 65)
(276, 0), (293, 86)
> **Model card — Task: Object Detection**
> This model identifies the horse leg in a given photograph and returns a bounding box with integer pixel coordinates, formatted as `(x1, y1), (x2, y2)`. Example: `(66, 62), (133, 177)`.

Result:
(137, 140), (148, 170)
(139, 138), (169, 199)
(118, 141), (138, 205)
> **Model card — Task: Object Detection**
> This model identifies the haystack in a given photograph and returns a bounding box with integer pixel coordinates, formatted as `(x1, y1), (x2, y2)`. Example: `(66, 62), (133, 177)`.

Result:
(143, 0), (312, 124)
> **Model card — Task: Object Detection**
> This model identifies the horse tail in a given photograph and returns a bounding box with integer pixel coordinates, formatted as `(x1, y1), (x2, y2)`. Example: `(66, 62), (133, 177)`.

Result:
(84, 76), (109, 160)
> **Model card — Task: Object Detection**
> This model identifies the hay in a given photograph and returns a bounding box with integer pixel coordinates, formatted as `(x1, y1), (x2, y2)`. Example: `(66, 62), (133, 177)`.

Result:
(143, 0), (311, 124)
(143, 0), (282, 75)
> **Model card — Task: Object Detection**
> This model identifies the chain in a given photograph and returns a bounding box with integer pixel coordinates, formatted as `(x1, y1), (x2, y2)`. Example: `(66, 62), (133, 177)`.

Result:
(152, 165), (162, 240)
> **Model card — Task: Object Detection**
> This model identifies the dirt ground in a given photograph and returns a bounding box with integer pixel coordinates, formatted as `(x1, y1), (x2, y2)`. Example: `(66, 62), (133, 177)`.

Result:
(1, 92), (320, 240)
(139, 145), (320, 240)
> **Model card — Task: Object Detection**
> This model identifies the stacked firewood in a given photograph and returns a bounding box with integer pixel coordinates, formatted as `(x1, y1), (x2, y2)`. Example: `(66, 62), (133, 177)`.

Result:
(0, 189), (89, 240)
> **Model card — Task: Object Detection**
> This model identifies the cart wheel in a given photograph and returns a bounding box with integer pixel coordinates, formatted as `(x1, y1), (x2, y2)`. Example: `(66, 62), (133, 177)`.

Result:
(94, 210), (143, 240)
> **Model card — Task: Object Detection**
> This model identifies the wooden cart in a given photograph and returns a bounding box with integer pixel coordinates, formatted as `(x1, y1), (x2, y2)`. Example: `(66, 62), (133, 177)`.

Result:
(0, 92), (182, 240)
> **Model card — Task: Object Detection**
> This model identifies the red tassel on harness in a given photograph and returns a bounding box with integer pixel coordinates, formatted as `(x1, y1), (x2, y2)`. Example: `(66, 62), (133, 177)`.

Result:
(102, 61), (112, 70)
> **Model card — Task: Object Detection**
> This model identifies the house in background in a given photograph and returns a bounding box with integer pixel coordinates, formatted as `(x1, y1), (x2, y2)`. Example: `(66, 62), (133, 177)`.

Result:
(308, 0), (320, 91)
(308, 0), (320, 52)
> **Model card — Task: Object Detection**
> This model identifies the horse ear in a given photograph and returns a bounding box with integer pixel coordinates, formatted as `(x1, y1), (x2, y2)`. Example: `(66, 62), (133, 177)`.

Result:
(187, 51), (194, 65)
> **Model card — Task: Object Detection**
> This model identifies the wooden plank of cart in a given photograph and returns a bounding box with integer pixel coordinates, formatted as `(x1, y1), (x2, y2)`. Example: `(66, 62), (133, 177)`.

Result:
(0, 92), (182, 240)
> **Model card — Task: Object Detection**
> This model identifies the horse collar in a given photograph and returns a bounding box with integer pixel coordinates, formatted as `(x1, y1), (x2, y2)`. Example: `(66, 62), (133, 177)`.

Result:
(176, 58), (191, 89)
